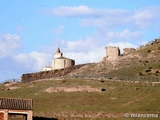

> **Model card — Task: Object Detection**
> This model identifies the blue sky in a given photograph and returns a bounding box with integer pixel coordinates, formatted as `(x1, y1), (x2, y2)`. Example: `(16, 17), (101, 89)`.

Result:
(1, 0), (160, 83)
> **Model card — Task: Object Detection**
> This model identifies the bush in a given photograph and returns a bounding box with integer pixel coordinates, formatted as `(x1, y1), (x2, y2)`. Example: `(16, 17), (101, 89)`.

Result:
(62, 80), (66, 83)
(3, 81), (10, 84)
(101, 88), (106, 92)
(101, 79), (105, 83)
(148, 67), (152, 69)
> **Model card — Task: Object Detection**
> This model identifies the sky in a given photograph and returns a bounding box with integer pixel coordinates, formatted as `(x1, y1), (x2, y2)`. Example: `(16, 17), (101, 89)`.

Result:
(0, 0), (160, 83)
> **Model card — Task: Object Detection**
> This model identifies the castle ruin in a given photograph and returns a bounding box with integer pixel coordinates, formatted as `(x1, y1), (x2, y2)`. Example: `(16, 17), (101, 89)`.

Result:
(21, 45), (137, 82)
(105, 46), (120, 60)
(100, 46), (135, 62)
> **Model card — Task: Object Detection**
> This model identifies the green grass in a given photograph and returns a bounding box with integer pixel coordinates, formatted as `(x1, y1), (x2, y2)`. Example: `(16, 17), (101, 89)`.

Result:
(0, 79), (160, 119)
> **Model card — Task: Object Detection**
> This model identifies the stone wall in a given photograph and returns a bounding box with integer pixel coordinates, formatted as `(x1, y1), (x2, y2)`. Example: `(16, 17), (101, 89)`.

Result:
(20, 64), (87, 83)
(105, 46), (120, 60)
(52, 58), (75, 70)
(123, 48), (135, 55)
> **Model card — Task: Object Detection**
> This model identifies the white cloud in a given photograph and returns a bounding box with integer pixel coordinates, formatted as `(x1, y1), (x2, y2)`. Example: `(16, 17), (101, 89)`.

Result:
(50, 5), (128, 18)
(61, 37), (97, 52)
(133, 7), (160, 29)
(0, 34), (21, 58)
(50, 5), (130, 30)
(65, 47), (105, 64)
(106, 29), (142, 41)
(53, 25), (64, 35)
(13, 51), (52, 71)
(51, 5), (93, 17)
(48, 5), (160, 30)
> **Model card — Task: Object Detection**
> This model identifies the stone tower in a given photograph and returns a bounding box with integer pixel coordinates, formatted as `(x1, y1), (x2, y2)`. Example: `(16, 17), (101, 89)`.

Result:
(105, 46), (120, 60)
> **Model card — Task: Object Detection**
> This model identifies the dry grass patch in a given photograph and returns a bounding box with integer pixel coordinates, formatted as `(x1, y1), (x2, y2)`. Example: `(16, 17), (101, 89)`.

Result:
(44, 86), (101, 93)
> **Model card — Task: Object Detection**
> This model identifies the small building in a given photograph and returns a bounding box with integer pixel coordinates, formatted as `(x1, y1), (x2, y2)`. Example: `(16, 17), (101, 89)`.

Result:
(41, 66), (52, 71)
(0, 97), (33, 120)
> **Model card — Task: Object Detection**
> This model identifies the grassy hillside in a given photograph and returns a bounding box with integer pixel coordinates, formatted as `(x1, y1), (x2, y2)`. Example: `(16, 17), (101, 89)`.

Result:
(1, 39), (160, 120)
(0, 79), (160, 119)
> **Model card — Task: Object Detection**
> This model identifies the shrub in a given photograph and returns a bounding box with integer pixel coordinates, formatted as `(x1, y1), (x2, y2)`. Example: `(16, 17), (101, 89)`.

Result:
(148, 67), (152, 69)
(101, 79), (105, 83)
(62, 80), (66, 83)
(101, 88), (106, 92)
(135, 88), (139, 90)
(3, 81), (11, 84)
(145, 69), (151, 73)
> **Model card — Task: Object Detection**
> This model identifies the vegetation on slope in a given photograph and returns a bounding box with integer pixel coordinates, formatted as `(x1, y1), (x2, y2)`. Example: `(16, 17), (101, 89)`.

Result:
(71, 38), (160, 81)
(0, 79), (160, 119)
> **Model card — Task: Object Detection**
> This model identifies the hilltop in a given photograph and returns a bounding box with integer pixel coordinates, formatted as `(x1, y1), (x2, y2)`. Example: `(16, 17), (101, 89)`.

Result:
(69, 38), (160, 81)
(20, 38), (160, 83)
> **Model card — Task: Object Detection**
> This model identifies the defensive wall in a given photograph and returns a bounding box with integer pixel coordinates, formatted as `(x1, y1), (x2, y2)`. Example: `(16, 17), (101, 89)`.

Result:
(123, 48), (135, 55)
(100, 46), (135, 63)
(20, 64), (88, 82)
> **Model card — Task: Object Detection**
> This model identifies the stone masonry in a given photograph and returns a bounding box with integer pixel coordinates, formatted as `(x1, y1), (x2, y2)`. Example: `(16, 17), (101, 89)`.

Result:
(105, 46), (120, 60)
(100, 46), (136, 63)
(21, 64), (87, 82)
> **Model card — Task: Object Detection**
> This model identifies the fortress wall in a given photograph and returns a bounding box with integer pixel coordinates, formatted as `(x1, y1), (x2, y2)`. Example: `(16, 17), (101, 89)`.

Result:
(123, 48), (135, 55)
(20, 64), (87, 83)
